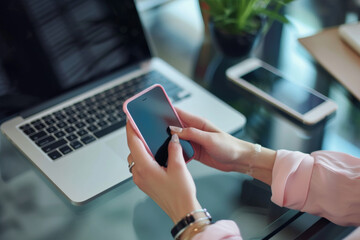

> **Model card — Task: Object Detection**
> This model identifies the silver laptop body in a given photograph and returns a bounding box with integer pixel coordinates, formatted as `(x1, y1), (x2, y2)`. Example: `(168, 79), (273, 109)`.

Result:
(0, 1), (246, 204)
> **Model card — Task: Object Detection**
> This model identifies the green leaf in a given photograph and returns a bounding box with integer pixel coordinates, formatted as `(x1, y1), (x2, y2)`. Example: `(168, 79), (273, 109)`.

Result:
(201, 0), (294, 34)
(257, 8), (289, 23)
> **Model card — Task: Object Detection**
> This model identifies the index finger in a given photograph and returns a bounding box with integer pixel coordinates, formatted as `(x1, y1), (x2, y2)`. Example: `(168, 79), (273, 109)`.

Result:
(175, 107), (220, 132)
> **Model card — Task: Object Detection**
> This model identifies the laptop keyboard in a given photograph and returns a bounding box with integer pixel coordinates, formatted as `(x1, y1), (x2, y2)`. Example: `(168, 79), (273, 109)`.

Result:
(19, 71), (191, 160)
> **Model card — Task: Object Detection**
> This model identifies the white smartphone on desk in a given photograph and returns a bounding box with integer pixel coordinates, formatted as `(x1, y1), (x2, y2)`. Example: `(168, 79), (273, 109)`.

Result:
(226, 58), (337, 125)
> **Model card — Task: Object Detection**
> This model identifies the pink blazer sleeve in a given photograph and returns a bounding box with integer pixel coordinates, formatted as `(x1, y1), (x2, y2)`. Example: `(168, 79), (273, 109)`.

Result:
(271, 150), (360, 226)
(192, 149), (360, 240)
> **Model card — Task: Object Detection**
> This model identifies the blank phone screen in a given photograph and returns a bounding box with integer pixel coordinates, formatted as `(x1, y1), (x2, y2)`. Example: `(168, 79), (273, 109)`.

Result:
(241, 67), (325, 114)
(127, 86), (194, 167)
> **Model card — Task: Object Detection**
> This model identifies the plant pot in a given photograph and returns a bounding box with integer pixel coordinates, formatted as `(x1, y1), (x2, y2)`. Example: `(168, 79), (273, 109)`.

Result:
(209, 21), (263, 58)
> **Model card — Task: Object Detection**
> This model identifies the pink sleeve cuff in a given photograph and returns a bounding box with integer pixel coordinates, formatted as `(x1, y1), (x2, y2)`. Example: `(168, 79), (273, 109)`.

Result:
(271, 150), (315, 209)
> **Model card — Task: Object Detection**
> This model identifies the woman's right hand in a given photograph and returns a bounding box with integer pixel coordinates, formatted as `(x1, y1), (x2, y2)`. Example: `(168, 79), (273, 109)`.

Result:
(171, 108), (255, 173)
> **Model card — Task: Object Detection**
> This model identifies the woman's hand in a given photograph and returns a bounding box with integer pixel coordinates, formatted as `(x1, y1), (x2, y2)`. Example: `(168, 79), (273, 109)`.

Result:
(171, 108), (254, 172)
(172, 108), (277, 185)
(126, 121), (201, 224)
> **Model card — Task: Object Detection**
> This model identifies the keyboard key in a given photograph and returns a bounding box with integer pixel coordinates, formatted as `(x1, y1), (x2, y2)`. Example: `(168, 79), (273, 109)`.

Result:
(70, 140), (83, 149)
(46, 126), (57, 133)
(54, 113), (66, 121)
(74, 105), (86, 112)
(54, 131), (66, 138)
(116, 111), (126, 119)
(42, 114), (53, 121)
(48, 150), (62, 160)
(30, 131), (47, 141)
(114, 84), (124, 91)
(105, 109), (113, 115)
(107, 116), (118, 122)
(59, 145), (73, 155)
(23, 127), (36, 135)
(114, 101), (124, 108)
(87, 109), (97, 115)
(64, 108), (76, 115)
(77, 129), (88, 136)
(94, 93), (104, 100)
(87, 125), (98, 132)
(36, 136), (56, 147)
(96, 103), (107, 109)
(34, 123), (46, 130)
(77, 113), (87, 119)
(85, 117), (96, 124)
(56, 122), (67, 129)
(65, 126), (76, 133)
(84, 97), (94, 104)
(53, 110), (63, 116)
(20, 124), (31, 130)
(31, 119), (41, 125)
(93, 120), (125, 138)
(103, 88), (113, 96)
(75, 122), (86, 129)
(95, 113), (105, 119)
(97, 120), (108, 128)
(44, 118), (56, 125)
(42, 139), (67, 153)
(67, 118), (77, 124)
(94, 104), (102, 111)
(81, 135), (96, 144)
(74, 102), (84, 108)
(105, 99), (116, 106)
(66, 134), (77, 142)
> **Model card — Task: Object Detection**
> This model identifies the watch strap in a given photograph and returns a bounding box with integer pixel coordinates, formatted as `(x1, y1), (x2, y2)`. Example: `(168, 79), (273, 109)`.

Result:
(171, 209), (211, 239)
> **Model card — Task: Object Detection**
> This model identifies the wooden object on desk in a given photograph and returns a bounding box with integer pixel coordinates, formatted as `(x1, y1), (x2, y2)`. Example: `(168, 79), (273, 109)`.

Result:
(299, 27), (360, 101)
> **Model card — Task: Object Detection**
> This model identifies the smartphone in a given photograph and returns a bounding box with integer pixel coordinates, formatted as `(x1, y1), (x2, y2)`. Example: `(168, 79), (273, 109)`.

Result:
(226, 58), (337, 125)
(123, 84), (195, 167)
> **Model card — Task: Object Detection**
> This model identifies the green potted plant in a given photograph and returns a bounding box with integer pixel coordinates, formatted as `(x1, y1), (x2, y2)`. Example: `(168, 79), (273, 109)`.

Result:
(200, 0), (294, 57)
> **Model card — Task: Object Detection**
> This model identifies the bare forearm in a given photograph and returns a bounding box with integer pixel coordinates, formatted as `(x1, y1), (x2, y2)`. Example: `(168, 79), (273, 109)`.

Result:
(233, 140), (276, 185)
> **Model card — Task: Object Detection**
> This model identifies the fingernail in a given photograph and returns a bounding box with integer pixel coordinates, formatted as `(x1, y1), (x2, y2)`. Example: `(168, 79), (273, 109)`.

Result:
(169, 126), (183, 133)
(171, 134), (179, 143)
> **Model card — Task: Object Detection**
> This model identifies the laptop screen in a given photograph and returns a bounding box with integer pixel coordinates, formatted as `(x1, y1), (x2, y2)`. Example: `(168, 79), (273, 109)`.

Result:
(0, 0), (151, 120)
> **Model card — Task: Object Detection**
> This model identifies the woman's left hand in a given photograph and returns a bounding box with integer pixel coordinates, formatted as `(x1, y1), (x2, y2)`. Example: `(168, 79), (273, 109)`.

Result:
(126, 121), (201, 223)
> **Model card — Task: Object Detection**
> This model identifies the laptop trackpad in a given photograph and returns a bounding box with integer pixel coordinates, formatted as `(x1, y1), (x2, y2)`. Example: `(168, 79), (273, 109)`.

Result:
(105, 133), (130, 161)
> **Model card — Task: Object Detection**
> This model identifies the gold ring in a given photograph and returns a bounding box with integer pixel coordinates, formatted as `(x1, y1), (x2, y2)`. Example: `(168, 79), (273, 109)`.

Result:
(128, 161), (135, 173)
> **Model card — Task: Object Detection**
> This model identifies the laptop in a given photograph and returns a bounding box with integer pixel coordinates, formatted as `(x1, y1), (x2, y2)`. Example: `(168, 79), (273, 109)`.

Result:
(0, 0), (246, 204)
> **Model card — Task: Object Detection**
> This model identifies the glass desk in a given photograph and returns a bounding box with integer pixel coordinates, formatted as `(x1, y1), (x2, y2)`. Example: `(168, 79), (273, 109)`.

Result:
(0, 0), (359, 239)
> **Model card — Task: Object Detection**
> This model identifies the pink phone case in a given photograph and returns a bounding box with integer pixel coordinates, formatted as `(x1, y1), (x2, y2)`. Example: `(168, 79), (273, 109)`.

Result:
(123, 84), (195, 163)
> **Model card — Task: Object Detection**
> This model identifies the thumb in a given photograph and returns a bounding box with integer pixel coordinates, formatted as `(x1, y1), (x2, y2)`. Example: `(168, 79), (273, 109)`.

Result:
(167, 134), (186, 169)
(169, 126), (210, 147)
